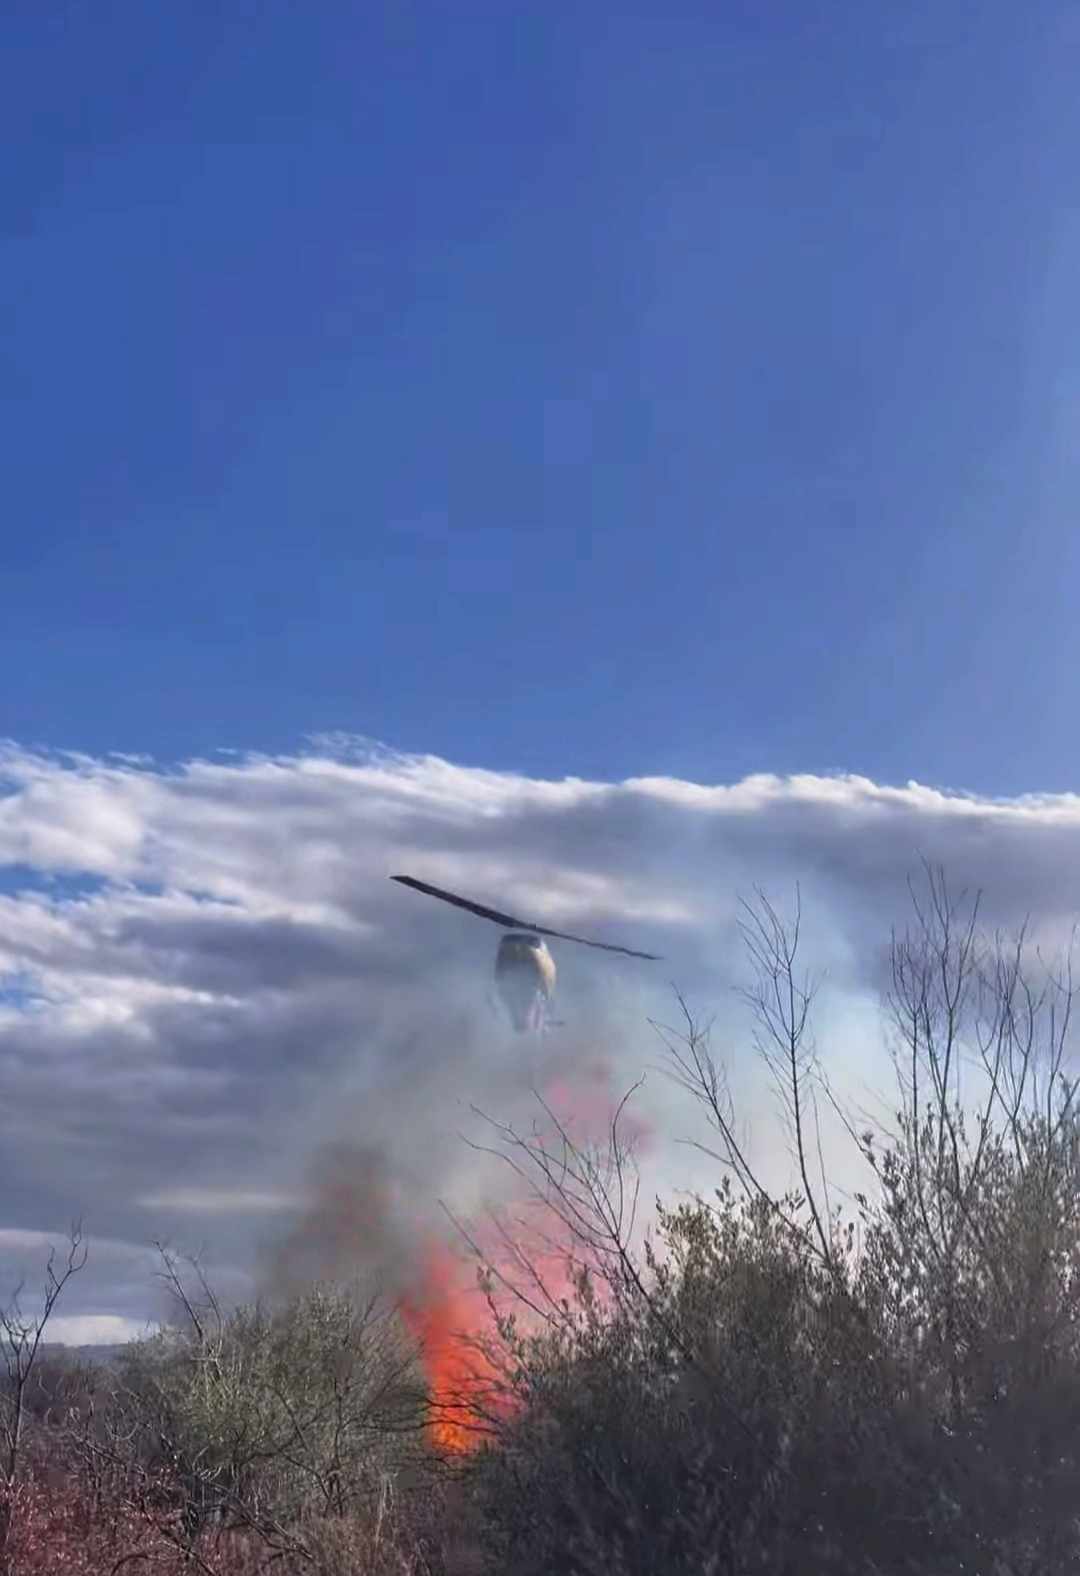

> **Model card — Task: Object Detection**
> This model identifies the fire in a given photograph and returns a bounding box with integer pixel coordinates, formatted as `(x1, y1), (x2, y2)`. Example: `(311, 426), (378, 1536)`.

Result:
(545, 1054), (653, 1151)
(401, 1240), (501, 1453)
(400, 1065), (655, 1454)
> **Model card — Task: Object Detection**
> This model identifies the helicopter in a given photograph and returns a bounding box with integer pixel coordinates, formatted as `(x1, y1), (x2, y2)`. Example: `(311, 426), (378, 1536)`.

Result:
(390, 874), (661, 1035)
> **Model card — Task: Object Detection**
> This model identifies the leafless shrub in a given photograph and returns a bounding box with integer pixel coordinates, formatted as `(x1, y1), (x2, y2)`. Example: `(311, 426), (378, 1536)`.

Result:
(0, 1223), (86, 1570)
(54, 1254), (435, 1571)
(455, 869), (1080, 1574)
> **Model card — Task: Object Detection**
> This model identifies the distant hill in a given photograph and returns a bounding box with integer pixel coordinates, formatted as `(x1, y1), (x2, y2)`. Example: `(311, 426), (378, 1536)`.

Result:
(38, 1340), (133, 1365)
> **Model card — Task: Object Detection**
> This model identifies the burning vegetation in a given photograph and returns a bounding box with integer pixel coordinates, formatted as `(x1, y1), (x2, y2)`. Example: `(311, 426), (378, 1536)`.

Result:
(9, 873), (1080, 1572)
(399, 1240), (500, 1454)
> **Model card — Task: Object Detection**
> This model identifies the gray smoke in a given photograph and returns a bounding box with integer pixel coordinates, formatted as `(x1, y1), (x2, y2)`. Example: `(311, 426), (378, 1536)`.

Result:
(1, 740), (1079, 1334)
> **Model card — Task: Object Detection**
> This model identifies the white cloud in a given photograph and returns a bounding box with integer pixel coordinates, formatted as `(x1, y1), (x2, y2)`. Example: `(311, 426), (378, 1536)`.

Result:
(47, 1314), (149, 1346)
(0, 737), (1078, 1328)
(136, 1188), (300, 1214)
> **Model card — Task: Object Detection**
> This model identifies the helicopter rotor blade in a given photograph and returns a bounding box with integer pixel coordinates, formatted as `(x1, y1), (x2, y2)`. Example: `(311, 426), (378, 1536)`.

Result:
(390, 875), (662, 961)
(391, 875), (532, 931)
(526, 922), (662, 961)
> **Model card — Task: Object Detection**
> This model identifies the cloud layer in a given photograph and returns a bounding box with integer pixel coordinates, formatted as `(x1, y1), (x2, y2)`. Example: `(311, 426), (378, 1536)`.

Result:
(1, 738), (1079, 1335)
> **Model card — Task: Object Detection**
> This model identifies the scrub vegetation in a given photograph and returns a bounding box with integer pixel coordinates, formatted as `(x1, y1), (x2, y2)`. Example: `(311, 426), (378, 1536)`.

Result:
(5, 867), (1080, 1573)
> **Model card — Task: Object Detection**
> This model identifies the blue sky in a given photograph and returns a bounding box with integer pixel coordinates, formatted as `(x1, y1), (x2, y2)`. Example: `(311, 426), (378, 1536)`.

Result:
(6, 0), (1080, 792)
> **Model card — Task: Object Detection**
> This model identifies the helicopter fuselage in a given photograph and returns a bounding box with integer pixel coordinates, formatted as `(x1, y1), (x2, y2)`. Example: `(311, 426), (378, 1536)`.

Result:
(495, 932), (557, 1034)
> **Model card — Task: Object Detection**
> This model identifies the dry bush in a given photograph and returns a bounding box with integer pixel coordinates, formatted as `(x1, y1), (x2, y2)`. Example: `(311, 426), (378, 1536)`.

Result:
(0, 1470), (145, 1575)
(0, 1464), (450, 1576)
(459, 870), (1080, 1575)
(14, 1267), (444, 1575)
(12, 867), (1080, 1574)
(465, 1189), (936, 1575)
(104, 1273), (430, 1544)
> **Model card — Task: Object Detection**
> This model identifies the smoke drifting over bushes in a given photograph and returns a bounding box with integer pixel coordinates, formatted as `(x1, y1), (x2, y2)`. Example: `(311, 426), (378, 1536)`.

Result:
(1, 738), (1080, 1330)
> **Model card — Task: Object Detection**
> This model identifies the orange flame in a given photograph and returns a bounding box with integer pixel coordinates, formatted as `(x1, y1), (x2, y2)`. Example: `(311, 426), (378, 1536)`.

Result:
(401, 1240), (501, 1453)
(401, 1066), (655, 1453)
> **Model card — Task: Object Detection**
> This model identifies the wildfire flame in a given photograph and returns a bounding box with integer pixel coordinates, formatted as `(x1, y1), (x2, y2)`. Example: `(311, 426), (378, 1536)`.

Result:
(401, 1241), (500, 1453)
(399, 1062), (655, 1454)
